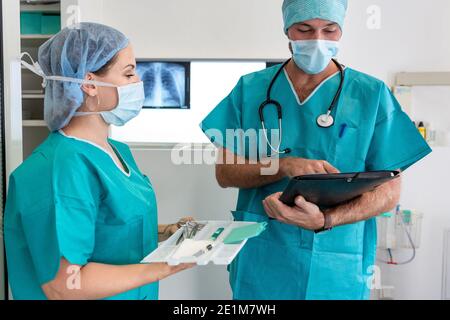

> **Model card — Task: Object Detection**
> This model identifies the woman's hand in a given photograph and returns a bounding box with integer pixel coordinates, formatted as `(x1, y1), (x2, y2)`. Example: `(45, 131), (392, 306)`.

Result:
(157, 262), (196, 281)
(42, 259), (196, 300)
(263, 192), (325, 230)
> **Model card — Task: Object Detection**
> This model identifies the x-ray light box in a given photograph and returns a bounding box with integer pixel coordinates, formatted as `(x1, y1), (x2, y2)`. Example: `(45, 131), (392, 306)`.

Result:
(137, 60), (190, 109)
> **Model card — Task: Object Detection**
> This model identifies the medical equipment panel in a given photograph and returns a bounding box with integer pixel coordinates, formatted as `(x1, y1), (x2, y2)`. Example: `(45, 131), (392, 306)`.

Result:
(376, 206), (423, 265)
(377, 209), (423, 250)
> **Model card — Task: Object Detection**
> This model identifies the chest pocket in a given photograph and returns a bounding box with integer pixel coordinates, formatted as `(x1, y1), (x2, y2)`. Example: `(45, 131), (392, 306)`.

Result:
(329, 125), (366, 172)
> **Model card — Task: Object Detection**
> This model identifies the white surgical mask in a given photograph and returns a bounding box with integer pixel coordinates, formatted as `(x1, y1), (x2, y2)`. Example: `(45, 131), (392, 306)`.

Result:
(20, 52), (145, 127)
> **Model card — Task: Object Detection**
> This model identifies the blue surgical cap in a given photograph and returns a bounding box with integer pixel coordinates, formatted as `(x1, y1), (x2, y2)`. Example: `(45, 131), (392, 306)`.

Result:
(282, 0), (348, 34)
(38, 22), (129, 131)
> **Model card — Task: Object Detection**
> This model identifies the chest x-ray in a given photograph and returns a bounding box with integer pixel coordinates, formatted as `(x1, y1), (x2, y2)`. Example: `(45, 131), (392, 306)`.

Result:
(137, 61), (190, 109)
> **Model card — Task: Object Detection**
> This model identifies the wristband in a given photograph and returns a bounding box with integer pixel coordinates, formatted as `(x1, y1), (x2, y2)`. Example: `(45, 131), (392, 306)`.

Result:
(314, 213), (333, 233)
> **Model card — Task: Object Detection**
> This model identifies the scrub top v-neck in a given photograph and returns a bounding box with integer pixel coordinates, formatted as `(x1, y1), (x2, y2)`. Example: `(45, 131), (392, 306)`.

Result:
(4, 131), (159, 300)
(282, 67), (343, 106)
(58, 129), (130, 176)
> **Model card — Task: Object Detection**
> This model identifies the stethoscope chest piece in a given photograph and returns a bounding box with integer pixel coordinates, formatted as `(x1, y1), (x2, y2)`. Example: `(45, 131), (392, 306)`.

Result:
(316, 113), (335, 128)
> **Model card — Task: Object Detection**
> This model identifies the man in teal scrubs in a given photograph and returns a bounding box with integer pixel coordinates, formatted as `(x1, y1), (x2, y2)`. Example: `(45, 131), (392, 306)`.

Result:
(200, 0), (431, 299)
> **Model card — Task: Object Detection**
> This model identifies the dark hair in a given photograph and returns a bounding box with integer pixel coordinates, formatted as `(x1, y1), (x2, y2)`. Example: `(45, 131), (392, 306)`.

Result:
(93, 53), (119, 76)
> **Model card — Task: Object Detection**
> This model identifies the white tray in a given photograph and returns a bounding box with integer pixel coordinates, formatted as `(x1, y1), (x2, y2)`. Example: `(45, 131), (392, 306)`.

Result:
(141, 220), (257, 266)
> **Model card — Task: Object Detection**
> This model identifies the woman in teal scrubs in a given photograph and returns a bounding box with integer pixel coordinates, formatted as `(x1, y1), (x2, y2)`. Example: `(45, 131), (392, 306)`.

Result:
(200, 0), (432, 299)
(4, 23), (193, 300)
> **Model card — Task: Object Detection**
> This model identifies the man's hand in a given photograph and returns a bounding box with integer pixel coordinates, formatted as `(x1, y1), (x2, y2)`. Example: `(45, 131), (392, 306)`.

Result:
(158, 216), (195, 242)
(263, 192), (325, 230)
(215, 147), (340, 189)
(280, 157), (340, 178)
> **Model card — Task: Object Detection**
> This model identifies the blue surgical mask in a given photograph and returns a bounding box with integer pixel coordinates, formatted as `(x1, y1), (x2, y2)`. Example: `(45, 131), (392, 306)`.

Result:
(20, 53), (145, 127)
(290, 40), (340, 74)
(75, 81), (145, 126)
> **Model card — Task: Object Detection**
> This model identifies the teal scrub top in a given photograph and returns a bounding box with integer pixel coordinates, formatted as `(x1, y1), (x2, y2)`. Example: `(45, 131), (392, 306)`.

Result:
(200, 65), (432, 300)
(4, 131), (159, 300)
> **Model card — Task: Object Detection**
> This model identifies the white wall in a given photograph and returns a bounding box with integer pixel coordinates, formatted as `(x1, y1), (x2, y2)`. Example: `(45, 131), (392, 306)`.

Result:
(56, 0), (450, 300)
(341, 0), (450, 84)
(379, 147), (450, 300)
(101, 0), (286, 60)
(61, 0), (104, 27)
(95, 0), (450, 82)
(132, 148), (237, 299)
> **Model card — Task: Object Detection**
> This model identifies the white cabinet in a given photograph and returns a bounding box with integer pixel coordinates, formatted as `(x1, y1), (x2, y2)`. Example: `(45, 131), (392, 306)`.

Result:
(20, 2), (61, 159)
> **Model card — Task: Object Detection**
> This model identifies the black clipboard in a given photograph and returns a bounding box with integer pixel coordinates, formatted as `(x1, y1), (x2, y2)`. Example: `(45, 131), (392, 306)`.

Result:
(279, 170), (401, 208)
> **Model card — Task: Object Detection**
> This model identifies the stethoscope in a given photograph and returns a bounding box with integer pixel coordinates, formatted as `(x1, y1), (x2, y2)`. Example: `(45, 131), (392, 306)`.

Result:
(259, 58), (345, 155)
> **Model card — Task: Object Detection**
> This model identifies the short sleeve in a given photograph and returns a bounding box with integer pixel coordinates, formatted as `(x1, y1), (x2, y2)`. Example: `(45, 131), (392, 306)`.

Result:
(200, 77), (243, 155)
(52, 153), (102, 267)
(6, 153), (58, 286)
(365, 84), (432, 171)
(6, 151), (101, 286)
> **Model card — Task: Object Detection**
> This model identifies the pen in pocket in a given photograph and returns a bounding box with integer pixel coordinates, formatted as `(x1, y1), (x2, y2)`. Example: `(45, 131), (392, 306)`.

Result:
(339, 123), (348, 138)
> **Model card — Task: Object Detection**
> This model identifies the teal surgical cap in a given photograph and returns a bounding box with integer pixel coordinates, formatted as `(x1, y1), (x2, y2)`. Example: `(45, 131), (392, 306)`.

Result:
(38, 22), (129, 131)
(282, 0), (348, 34)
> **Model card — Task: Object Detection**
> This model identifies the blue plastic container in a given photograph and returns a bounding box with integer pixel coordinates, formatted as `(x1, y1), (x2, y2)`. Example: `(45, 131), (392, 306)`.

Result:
(20, 12), (42, 35)
(41, 13), (61, 35)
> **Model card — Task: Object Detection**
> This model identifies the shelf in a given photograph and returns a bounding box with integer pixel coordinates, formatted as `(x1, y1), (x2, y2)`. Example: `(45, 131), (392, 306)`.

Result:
(20, 2), (60, 13)
(23, 93), (45, 99)
(21, 34), (54, 47)
(429, 144), (450, 149)
(22, 90), (45, 97)
(22, 120), (47, 127)
(21, 34), (54, 40)
(396, 72), (450, 86)
(22, 89), (44, 94)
